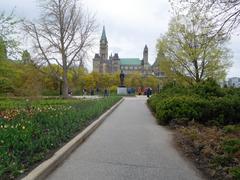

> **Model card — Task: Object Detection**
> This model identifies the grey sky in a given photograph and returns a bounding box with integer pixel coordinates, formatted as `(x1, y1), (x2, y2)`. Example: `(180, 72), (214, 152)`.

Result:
(0, 0), (239, 78)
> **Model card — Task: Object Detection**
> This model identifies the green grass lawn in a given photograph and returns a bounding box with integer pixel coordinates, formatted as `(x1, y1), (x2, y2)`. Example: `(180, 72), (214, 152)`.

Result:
(0, 96), (121, 179)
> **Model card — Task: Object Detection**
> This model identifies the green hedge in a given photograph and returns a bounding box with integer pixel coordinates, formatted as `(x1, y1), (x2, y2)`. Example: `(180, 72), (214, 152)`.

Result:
(155, 95), (207, 125)
(148, 81), (240, 125)
(0, 96), (121, 179)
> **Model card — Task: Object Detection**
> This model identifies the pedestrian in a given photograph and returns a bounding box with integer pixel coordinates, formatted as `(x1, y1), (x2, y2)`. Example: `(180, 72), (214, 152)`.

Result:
(96, 87), (99, 95)
(90, 88), (94, 96)
(83, 88), (87, 96)
(138, 87), (141, 95)
(104, 89), (108, 97)
(147, 87), (151, 98)
(68, 88), (72, 96)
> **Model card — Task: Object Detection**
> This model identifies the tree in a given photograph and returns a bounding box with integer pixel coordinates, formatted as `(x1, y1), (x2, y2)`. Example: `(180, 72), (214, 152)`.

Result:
(171, 0), (240, 34)
(0, 11), (21, 57)
(143, 76), (159, 92)
(156, 8), (232, 85)
(24, 0), (97, 98)
(125, 72), (142, 88)
(18, 65), (43, 96)
(0, 37), (7, 60)
(21, 50), (32, 64)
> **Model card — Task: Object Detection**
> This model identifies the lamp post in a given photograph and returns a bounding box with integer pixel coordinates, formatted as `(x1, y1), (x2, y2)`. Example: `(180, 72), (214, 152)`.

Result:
(59, 76), (63, 96)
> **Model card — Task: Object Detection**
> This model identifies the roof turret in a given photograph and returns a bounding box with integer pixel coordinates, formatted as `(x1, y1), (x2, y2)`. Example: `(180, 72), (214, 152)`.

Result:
(100, 26), (108, 44)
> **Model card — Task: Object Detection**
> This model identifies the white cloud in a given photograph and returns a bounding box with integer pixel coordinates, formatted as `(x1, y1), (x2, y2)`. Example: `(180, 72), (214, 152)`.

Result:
(0, 0), (39, 20)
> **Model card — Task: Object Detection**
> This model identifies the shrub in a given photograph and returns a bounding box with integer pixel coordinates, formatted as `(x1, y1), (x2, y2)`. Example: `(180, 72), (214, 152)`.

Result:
(211, 155), (233, 167)
(222, 138), (240, 155)
(155, 95), (209, 125)
(223, 125), (240, 133)
(229, 166), (240, 179)
(148, 94), (161, 112)
(148, 81), (240, 126)
(193, 79), (225, 98)
(210, 96), (240, 125)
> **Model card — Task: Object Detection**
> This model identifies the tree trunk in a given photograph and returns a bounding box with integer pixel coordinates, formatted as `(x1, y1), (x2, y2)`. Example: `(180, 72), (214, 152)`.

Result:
(62, 69), (68, 98)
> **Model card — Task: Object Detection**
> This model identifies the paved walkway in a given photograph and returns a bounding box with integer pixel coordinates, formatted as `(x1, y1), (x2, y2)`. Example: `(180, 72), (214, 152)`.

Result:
(47, 97), (204, 180)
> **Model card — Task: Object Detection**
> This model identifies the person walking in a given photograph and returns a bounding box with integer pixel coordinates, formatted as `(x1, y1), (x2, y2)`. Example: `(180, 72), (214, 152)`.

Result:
(104, 89), (108, 97)
(90, 88), (94, 96)
(147, 87), (151, 98)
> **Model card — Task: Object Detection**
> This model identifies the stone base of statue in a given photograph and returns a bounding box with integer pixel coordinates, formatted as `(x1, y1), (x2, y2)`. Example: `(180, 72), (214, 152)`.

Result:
(117, 87), (127, 95)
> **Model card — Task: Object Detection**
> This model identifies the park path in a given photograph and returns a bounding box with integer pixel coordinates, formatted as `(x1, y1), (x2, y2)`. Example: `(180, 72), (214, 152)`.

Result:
(47, 97), (204, 180)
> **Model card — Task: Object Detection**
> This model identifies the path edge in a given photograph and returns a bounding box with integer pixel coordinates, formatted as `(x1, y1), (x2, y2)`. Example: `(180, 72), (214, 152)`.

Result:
(22, 97), (124, 180)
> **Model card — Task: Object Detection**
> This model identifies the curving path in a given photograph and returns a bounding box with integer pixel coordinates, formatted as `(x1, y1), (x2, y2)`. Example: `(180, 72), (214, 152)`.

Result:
(47, 97), (204, 180)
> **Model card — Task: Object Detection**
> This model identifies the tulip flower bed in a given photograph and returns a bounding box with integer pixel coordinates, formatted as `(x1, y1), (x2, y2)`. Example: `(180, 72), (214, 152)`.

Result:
(0, 97), (121, 179)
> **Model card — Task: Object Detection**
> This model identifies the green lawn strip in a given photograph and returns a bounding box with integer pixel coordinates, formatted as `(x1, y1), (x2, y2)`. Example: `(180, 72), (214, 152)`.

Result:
(0, 96), (121, 179)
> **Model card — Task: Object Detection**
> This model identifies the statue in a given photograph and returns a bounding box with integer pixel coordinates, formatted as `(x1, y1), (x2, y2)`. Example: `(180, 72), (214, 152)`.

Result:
(119, 70), (125, 87)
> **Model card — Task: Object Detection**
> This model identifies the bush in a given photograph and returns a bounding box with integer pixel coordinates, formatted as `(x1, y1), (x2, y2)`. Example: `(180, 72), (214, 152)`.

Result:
(155, 95), (208, 125)
(148, 81), (240, 126)
(222, 138), (240, 155)
(223, 125), (240, 133)
(229, 167), (240, 179)
(109, 86), (118, 95)
(193, 79), (225, 98)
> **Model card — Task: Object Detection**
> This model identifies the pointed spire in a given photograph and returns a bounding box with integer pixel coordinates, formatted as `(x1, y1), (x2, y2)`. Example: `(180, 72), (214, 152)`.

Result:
(100, 26), (108, 44)
(144, 44), (148, 50)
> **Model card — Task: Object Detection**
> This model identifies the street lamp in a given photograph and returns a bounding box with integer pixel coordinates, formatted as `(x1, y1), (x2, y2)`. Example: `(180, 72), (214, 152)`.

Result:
(59, 76), (63, 96)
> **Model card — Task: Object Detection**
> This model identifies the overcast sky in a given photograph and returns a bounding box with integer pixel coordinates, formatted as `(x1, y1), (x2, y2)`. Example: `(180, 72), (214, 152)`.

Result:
(0, 0), (239, 78)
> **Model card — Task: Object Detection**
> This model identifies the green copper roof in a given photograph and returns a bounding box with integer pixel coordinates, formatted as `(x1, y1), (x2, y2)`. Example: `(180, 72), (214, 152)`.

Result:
(120, 58), (142, 65)
(100, 26), (108, 43)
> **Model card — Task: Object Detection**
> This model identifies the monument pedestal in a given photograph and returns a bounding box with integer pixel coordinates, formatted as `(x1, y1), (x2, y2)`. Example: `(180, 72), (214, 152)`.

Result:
(117, 87), (127, 95)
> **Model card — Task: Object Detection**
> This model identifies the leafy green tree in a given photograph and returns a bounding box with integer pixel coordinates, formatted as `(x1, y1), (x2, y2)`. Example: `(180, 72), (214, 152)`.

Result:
(21, 50), (32, 64)
(156, 8), (232, 85)
(0, 37), (7, 60)
(143, 76), (159, 92)
(0, 11), (21, 57)
(0, 60), (20, 95)
(18, 64), (43, 96)
(69, 66), (87, 94)
(125, 72), (143, 88)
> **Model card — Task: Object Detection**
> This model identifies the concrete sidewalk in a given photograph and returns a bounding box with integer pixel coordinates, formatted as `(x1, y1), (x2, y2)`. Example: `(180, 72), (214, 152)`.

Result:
(47, 97), (204, 180)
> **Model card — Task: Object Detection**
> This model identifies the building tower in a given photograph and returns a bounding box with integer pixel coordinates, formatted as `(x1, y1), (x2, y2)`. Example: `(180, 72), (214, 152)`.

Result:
(143, 45), (148, 64)
(143, 45), (150, 75)
(100, 26), (108, 60)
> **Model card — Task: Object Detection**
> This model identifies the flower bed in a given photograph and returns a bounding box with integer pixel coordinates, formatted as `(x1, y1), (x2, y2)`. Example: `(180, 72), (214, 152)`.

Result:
(0, 97), (121, 179)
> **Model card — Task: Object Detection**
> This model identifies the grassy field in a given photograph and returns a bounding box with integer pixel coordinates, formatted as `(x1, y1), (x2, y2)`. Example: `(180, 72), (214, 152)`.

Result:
(0, 97), (121, 179)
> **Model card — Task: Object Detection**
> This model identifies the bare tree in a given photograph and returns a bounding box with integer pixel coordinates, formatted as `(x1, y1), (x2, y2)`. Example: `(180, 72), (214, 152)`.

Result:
(24, 0), (97, 98)
(172, 0), (240, 34)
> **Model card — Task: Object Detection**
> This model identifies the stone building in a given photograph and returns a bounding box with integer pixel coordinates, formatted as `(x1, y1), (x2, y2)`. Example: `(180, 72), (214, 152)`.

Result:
(93, 26), (158, 76)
